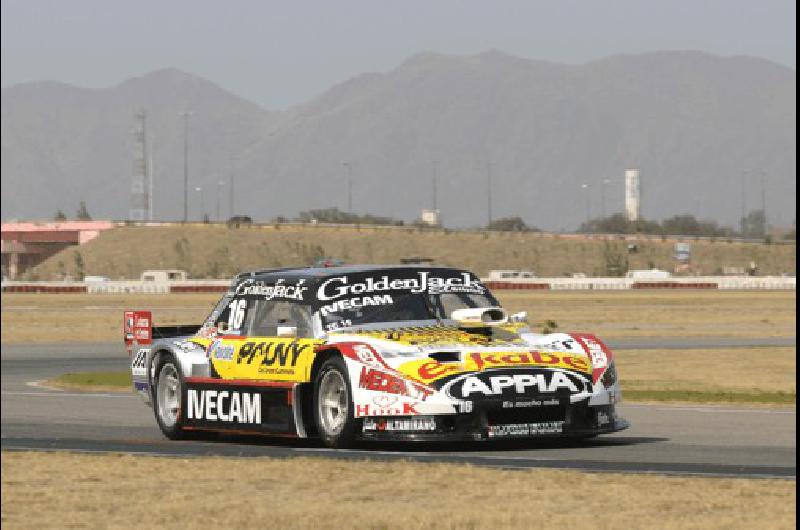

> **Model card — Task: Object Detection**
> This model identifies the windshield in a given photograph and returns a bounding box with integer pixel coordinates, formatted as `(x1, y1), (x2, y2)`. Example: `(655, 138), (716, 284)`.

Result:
(320, 290), (499, 331)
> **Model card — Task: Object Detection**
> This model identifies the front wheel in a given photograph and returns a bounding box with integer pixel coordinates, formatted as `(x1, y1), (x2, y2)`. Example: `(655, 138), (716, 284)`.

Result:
(153, 355), (188, 440)
(314, 356), (357, 448)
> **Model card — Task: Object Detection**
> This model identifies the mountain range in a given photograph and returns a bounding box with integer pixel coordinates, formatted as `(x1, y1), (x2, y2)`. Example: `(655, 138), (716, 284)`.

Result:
(1, 50), (795, 229)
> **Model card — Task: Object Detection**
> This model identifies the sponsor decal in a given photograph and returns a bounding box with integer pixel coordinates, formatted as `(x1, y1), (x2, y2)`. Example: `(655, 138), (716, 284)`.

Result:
(355, 402), (420, 417)
(359, 366), (435, 401)
(413, 359), (465, 383)
(372, 395), (398, 408)
(173, 340), (200, 352)
(325, 319), (353, 331)
(208, 339), (235, 361)
(320, 294), (393, 316)
(582, 338), (608, 370)
(352, 344), (382, 368)
(401, 350), (592, 384)
(488, 421), (564, 437)
(316, 271), (484, 301)
(187, 389), (261, 424)
(197, 324), (218, 339)
(362, 417), (436, 432)
(235, 278), (307, 301)
(441, 369), (591, 402)
(124, 310), (152, 354)
(501, 397), (561, 409)
(537, 339), (578, 352)
(470, 351), (590, 374)
(131, 348), (149, 377)
(237, 341), (309, 375)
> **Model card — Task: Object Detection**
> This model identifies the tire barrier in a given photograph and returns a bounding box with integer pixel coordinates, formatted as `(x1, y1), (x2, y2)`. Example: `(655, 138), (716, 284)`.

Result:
(170, 284), (229, 293)
(632, 282), (718, 289)
(483, 282), (551, 290)
(1, 284), (87, 293)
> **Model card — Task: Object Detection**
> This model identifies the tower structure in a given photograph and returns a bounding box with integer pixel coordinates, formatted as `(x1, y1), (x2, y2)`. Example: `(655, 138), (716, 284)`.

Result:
(129, 110), (150, 221)
(624, 168), (641, 222)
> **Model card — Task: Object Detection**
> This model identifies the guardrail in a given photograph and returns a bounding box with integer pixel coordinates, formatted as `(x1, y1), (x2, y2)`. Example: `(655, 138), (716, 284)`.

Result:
(2, 276), (794, 293)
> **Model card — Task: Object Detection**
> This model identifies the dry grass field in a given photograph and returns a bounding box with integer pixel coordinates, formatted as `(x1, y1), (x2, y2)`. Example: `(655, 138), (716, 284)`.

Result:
(499, 290), (796, 339)
(1, 290), (795, 344)
(617, 347), (796, 394)
(2, 451), (796, 530)
(24, 224), (797, 280)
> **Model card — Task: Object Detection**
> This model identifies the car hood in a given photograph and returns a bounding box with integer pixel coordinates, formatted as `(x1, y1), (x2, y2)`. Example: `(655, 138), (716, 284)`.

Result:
(327, 323), (595, 386)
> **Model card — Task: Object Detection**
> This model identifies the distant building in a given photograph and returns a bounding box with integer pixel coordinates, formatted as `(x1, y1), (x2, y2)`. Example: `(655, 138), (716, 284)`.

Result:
(1, 221), (115, 279)
(419, 209), (441, 227)
(625, 169), (641, 221)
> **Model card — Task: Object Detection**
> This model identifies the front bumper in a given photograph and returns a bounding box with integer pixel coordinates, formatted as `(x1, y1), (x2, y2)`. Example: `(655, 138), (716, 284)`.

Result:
(358, 403), (629, 442)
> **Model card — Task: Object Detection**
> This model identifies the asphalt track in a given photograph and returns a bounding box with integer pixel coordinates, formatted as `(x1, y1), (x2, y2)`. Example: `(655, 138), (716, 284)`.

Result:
(1, 341), (795, 479)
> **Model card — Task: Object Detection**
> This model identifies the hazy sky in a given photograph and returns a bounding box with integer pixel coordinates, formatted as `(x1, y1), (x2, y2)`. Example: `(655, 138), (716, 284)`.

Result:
(2, 0), (796, 109)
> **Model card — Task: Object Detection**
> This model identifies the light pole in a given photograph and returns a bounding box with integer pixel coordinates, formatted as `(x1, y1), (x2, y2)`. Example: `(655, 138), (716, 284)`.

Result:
(179, 111), (193, 222)
(216, 180), (224, 221)
(432, 160), (439, 211)
(195, 186), (204, 221)
(740, 169), (750, 235)
(486, 161), (494, 227)
(342, 161), (352, 213)
(229, 155), (237, 219)
(601, 178), (611, 218)
(581, 183), (591, 228)
(761, 170), (768, 234)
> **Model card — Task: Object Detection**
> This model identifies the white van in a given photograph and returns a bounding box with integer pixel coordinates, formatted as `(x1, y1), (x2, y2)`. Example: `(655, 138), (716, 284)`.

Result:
(141, 270), (188, 282)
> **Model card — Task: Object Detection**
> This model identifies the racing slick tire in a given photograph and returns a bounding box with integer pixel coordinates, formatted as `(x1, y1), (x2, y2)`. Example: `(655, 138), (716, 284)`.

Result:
(153, 354), (189, 440)
(314, 356), (358, 448)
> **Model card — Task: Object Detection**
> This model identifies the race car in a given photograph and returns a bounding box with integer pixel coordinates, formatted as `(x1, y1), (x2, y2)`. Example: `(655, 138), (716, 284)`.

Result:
(126, 265), (628, 447)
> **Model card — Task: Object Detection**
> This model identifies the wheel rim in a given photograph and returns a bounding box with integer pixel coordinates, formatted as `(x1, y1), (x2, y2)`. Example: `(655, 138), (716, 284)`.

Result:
(157, 363), (181, 428)
(318, 369), (348, 436)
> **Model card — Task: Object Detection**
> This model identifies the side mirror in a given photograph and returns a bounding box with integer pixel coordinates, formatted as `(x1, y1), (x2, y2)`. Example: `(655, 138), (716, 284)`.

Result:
(277, 325), (297, 338)
(509, 311), (528, 323)
(217, 321), (229, 333)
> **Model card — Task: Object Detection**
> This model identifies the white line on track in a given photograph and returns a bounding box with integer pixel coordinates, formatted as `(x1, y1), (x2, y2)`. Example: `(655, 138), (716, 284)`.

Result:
(294, 448), (565, 462)
(622, 404), (795, 414)
(26, 379), (64, 391)
(2, 391), (135, 399)
(1, 447), (792, 479)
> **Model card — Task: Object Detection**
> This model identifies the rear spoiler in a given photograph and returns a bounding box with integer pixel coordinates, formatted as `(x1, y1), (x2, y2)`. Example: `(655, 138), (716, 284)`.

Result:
(124, 310), (200, 356)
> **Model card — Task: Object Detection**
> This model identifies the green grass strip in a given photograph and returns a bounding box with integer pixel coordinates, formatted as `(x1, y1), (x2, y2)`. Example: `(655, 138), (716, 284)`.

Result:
(54, 371), (132, 388)
(50, 371), (797, 405)
(624, 389), (796, 404)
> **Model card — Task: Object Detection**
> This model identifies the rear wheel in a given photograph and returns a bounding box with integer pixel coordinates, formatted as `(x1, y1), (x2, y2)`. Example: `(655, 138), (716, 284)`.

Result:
(314, 356), (357, 448)
(153, 355), (188, 440)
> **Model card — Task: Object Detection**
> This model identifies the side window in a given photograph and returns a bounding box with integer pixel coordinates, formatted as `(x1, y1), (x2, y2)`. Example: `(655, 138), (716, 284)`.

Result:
(205, 294), (232, 328)
(246, 300), (313, 338)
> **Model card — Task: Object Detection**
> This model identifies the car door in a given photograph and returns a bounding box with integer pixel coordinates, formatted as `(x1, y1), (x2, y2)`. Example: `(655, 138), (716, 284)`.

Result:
(209, 297), (321, 383)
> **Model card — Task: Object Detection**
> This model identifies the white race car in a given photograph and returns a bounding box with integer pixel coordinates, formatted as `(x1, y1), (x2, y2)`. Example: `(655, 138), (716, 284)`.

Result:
(126, 265), (627, 447)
